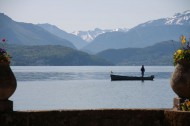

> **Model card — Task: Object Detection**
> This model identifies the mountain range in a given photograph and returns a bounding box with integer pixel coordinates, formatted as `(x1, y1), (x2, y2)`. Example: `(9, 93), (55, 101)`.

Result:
(37, 23), (88, 49)
(0, 13), (75, 49)
(82, 10), (190, 54)
(72, 28), (129, 42)
(96, 40), (180, 65)
(1, 11), (190, 66)
(7, 40), (181, 66)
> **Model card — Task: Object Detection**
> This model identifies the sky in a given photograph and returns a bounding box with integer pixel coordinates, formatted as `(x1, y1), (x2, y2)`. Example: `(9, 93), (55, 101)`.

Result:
(0, 0), (190, 32)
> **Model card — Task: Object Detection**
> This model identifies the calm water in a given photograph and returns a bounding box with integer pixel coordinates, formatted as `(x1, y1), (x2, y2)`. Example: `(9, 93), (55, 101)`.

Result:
(10, 66), (176, 111)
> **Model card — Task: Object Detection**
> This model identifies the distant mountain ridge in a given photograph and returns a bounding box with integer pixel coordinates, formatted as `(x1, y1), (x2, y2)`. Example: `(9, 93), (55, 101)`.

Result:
(82, 10), (190, 54)
(73, 10), (190, 44)
(135, 10), (190, 27)
(37, 23), (88, 49)
(72, 28), (129, 42)
(0, 13), (75, 49)
(8, 45), (112, 66)
(96, 40), (181, 65)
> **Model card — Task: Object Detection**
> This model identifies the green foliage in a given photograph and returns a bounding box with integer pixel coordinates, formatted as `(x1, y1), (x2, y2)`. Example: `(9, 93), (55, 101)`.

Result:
(0, 39), (11, 64)
(7, 45), (112, 66)
(0, 51), (11, 63)
(173, 35), (190, 66)
(173, 49), (190, 65)
(180, 99), (190, 111)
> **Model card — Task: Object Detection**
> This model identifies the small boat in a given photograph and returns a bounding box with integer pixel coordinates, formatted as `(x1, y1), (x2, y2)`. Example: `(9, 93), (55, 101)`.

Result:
(110, 74), (154, 81)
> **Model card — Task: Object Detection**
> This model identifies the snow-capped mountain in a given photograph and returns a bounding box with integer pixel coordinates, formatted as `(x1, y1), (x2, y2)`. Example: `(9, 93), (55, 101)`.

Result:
(72, 9), (190, 43)
(165, 10), (190, 25)
(82, 10), (190, 54)
(137, 10), (190, 28)
(72, 28), (128, 42)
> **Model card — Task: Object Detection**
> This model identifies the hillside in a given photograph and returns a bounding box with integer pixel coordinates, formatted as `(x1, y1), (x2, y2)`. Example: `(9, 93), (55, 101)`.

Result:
(96, 40), (181, 65)
(38, 23), (87, 49)
(0, 13), (75, 49)
(83, 10), (190, 54)
(7, 45), (112, 66)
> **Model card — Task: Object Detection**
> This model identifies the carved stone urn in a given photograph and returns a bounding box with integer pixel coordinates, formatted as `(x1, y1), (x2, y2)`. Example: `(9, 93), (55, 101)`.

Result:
(170, 62), (190, 98)
(0, 62), (17, 100)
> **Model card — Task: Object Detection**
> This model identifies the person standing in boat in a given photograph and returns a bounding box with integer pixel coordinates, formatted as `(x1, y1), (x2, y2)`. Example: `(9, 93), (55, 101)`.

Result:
(141, 65), (145, 77)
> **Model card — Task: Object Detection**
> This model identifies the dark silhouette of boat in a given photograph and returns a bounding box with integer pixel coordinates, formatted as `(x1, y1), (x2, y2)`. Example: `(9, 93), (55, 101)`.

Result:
(110, 74), (154, 81)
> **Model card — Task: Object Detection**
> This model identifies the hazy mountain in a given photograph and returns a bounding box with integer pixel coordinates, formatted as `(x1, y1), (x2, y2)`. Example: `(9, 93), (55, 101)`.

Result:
(96, 40), (181, 65)
(0, 13), (75, 49)
(8, 45), (112, 66)
(38, 23), (87, 49)
(72, 28), (128, 42)
(82, 10), (190, 54)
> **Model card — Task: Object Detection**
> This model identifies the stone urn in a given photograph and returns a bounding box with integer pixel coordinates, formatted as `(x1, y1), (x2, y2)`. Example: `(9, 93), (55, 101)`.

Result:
(170, 62), (190, 98)
(0, 62), (17, 100)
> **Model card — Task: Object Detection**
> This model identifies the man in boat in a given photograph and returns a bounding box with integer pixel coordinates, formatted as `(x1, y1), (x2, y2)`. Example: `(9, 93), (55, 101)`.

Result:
(141, 65), (145, 77)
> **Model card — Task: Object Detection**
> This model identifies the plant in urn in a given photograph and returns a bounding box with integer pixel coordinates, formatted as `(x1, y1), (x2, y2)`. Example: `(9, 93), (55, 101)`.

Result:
(0, 38), (17, 112)
(171, 35), (190, 110)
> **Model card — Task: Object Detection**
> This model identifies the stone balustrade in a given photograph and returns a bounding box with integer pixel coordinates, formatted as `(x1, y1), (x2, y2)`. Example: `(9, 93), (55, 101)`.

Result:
(0, 109), (190, 126)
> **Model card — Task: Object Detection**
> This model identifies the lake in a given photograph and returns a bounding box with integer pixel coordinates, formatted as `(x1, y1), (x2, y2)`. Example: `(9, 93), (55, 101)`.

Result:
(10, 66), (176, 111)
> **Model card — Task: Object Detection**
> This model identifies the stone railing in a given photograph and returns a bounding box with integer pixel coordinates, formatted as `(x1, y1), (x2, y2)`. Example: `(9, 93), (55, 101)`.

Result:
(0, 109), (190, 126)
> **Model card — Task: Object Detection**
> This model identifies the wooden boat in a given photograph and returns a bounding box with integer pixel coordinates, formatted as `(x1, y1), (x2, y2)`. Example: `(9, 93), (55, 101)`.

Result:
(110, 74), (154, 81)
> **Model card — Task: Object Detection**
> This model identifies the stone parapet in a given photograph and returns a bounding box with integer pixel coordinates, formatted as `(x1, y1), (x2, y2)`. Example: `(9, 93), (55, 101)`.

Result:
(0, 100), (13, 112)
(0, 109), (190, 126)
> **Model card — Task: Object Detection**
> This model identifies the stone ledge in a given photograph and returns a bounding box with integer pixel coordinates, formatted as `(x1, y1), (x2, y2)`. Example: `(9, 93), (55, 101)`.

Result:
(0, 109), (190, 126)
